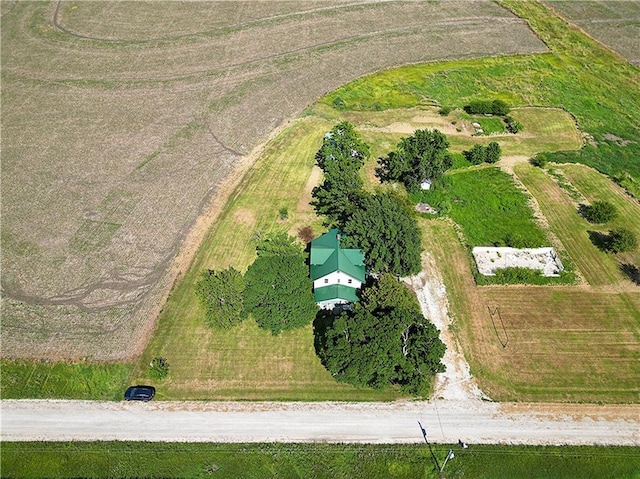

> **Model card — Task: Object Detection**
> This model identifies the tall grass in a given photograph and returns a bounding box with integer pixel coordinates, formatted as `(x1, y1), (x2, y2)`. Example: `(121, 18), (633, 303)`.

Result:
(419, 167), (547, 249)
(2, 442), (639, 479)
(0, 360), (132, 400)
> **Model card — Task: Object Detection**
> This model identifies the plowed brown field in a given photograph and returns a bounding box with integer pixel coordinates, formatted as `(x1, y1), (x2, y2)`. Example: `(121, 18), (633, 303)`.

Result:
(0, 1), (546, 359)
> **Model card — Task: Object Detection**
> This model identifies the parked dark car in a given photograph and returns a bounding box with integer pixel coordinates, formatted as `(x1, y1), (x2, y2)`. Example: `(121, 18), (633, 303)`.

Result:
(124, 385), (155, 401)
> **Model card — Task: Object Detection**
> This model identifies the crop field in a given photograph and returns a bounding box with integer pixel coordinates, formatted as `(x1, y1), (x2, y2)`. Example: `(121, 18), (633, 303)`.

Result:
(0, 0), (547, 360)
(545, 0), (640, 66)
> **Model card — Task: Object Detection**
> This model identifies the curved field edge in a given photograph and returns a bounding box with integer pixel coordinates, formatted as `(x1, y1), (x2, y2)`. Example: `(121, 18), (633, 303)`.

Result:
(2, 442), (640, 479)
(3, 1), (638, 403)
(322, 0), (640, 196)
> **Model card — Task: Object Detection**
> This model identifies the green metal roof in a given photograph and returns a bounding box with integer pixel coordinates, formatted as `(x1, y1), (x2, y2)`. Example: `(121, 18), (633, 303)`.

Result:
(314, 284), (360, 304)
(310, 229), (365, 282)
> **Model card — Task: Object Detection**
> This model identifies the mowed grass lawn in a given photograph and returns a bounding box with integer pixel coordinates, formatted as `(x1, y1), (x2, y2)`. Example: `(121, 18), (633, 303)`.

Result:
(515, 163), (637, 286)
(134, 117), (400, 401)
(422, 217), (640, 403)
(427, 163), (640, 403)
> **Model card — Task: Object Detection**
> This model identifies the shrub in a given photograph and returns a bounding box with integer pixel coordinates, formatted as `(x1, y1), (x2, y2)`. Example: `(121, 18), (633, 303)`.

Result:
(530, 154), (548, 168)
(581, 200), (618, 224)
(493, 267), (542, 284)
(607, 228), (637, 253)
(462, 142), (501, 165)
(438, 106), (452, 116)
(149, 357), (169, 380)
(504, 116), (523, 133)
(278, 207), (289, 220)
(464, 99), (510, 115)
(463, 144), (486, 165)
(485, 142), (502, 164)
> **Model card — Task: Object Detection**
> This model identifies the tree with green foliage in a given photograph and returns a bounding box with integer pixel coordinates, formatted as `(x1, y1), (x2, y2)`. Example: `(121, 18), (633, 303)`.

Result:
(607, 228), (637, 253)
(315, 274), (445, 394)
(342, 192), (422, 276)
(195, 267), (246, 329)
(311, 157), (365, 225)
(485, 141), (502, 164)
(243, 235), (318, 334)
(581, 200), (618, 224)
(315, 121), (369, 170)
(464, 99), (510, 116)
(312, 122), (368, 225)
(463, 144), (486, 165)
(463, 142), (501, 165)
(376, 129), (453, 192)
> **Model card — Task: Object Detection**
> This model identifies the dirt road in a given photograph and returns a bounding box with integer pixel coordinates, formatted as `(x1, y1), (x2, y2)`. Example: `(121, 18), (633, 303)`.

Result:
(2, 399), (638, 445)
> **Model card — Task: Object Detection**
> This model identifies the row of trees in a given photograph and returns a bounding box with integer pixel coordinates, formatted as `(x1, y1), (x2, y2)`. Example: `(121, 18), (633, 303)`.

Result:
(311, 122), (422, 276)
(311, 123), (446, 393)
(195, 233), (318, 334)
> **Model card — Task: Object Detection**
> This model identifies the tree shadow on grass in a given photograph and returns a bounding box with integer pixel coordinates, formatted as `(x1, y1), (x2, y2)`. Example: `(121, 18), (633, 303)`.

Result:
(578, 203), (592, 221)
(620, 263), (640, 285)
(312, 309), (335, 362)
(587, 230), (610, 252)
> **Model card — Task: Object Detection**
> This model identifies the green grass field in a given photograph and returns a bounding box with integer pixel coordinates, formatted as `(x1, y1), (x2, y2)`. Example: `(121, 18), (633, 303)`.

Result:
(422, 167), (548, 248)
(2, 442), (639, 479)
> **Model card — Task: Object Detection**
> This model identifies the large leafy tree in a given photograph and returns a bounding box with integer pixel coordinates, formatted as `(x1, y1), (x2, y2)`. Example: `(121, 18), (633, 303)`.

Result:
(195, 267), (246, 329)
(377, 129), (453, 192)
(315, 121), (369, 170)
(315, 274), (446, 394)
(312, 122), (368, 225)
(342, 191), (422, 276)
(243, 235), (318, 335)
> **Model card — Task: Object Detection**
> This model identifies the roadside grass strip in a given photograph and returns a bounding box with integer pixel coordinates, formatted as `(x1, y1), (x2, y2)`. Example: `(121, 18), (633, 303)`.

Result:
(0, 361), (132, 400)
(3, 442), (639, 479)
(134, 118), (401, 401)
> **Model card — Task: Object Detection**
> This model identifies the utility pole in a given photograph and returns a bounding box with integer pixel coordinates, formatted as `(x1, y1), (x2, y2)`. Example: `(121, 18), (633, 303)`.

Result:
(417, 421), (441, 471)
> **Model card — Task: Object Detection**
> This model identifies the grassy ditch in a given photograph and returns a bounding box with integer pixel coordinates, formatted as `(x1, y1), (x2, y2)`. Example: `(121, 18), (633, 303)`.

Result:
(2, 442), (639, 479)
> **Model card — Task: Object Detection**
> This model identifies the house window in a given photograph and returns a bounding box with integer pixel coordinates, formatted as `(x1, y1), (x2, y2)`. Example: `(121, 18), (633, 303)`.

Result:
(324, 278), (329, 284)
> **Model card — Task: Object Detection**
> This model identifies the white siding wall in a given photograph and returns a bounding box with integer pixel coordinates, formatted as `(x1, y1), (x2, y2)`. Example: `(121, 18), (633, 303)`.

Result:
(313, 271), (361, 290)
